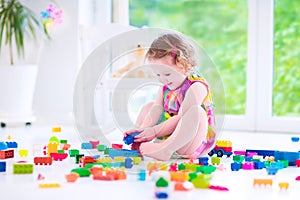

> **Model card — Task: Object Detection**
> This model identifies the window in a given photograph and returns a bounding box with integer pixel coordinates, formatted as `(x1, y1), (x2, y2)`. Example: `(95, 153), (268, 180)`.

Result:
(129, 0), (248, 115)
(273, 0), (300, 117)
(121, 0), (300, 132)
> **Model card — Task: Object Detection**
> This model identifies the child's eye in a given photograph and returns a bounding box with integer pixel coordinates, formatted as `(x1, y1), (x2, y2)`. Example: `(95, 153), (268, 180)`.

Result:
(156, 74), (160, 77)
(165, 73), (171, 76)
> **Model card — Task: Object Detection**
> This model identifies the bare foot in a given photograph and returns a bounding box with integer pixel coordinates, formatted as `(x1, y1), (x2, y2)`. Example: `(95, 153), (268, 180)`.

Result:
(140, 142), (173, 161)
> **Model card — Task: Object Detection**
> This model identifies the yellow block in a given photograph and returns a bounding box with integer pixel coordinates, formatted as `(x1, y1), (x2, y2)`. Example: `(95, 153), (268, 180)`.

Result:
(38, 183), (61, 188)
(52, 127), (61, 132)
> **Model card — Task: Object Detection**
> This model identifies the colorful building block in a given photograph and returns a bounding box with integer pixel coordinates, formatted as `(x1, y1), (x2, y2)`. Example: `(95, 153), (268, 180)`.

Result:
(0, 142), (8, 150)
(211, 157), (221, 165)
(253, 179), (273, 187)
(274, 151), (300, 166)
(50, 153), (68, 161)
(0, 161), (6, 172)
(19, 149), (28, 157)
(81, 142), (93, 149)
(125, 157), (133, 169)
(65, 172), (79, 182)
(138, 169), (146, 181)
(38, 183), (61, 188)
(68, 149), (79, 157)
(123, 132), (140, 145)
(52, 127), (61, 132)
(108, 149), (139, 158)
(111, 144), (123, 149)
(34, 157), (53, 165)
(242, 162), (255, 170)
(231, 162), (241, 171)
(71, 168), (91, 177)
(13, 163), (34, 174)
(0, 149), (14, 159)
(278, 182), (289, 190)
(6, 141), (18, 148)
(89, 141), (100, 149)
(97, 144), (107, 151)
(198, 157), (209, 165)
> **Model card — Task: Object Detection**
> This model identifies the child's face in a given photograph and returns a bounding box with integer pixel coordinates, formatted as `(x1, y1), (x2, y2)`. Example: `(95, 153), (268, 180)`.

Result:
(149, 55), (187, 90)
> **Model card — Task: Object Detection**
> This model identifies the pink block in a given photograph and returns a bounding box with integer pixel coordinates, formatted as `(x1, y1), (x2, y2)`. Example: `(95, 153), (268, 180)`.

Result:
(242, 162), (254, 170)
(247, 152), (258, 157)
(234, 151), (246, 156)
(89, 141), (100, 149)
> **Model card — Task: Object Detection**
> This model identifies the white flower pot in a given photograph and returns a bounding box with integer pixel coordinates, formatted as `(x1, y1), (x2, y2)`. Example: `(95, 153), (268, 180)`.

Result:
(0, 65), (38, 127)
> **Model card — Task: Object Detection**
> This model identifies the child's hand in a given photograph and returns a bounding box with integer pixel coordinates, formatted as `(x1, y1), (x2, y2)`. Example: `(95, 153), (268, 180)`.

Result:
(134, 127), (156, 142)
(123, 129), (143, 138)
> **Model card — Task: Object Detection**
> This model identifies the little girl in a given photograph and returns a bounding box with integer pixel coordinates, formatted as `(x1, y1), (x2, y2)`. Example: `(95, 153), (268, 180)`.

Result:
(124, 33), (216, 161)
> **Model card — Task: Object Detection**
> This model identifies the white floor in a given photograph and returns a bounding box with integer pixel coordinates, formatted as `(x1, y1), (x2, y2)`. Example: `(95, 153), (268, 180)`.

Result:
(0, 125), (299, 200)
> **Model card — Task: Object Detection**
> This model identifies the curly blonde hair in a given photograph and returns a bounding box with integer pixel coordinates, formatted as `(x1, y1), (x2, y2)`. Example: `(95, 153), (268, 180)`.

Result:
(145, 33), (197, 75)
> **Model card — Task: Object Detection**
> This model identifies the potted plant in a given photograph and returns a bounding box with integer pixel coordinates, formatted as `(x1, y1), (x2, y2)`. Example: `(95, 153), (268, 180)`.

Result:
(0, 0), (50, 127)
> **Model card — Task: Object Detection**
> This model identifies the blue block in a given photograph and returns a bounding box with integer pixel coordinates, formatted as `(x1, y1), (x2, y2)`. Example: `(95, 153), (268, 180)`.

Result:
(125, 157), (133, 169)
(110, 162), (123, 167)
(81, 142), (93, 149)
(254, 161), (265, 169)
(155, 192), (168, 199)
(93, 155), (101, 160)
(6, 141), (18, 148)
(108, 149), (139, 158)
(0, 142), (8, 150)
(246, 149), (276, 158)
(231, 162), (241, 171)
(266, 166), (278, 175)
(274, 151), (300, 166)
(0, 161), (6, 172)
(245, 156), (252, 162)
(291, 137), (299, 142)
(198, 157), (209, 165)
(138, 169), (146, 181)
(123, 132), (140, 145)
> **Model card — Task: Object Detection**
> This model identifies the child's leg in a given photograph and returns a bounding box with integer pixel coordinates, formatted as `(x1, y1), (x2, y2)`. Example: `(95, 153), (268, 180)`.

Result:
(135, 102), (154, 128)
(140, 105), (208, 161)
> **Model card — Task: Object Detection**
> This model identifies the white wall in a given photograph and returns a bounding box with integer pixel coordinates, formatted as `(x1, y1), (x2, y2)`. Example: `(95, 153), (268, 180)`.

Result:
(26, 0), (79, 124)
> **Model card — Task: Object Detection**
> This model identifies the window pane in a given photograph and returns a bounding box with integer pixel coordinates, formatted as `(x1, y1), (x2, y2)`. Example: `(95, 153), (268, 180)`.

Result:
(273, 0), (300, 116)
(129, 0), (248, 115)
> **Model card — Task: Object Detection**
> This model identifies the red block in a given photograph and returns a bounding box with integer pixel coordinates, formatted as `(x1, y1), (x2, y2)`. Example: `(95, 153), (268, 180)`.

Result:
(112, 144), (123, 149)
(0, 149), (14, 159)
(296, 159), (300, 167)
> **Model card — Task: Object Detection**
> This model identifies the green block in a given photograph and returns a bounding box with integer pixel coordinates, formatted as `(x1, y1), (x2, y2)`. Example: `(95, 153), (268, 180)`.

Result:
(264, 161), (271, 167)
(71, 168), (91, 177)
(60, 139), (68, 144)
(57, 150), (65, 154)
(191, 174), (212, 189)
(155, 177), (169, 187)
(197, 165), (216, 174)
(68, 149), (79, 157)
(132, 157), (142, 165)
(233, 155), (245, 163)
(97, 144), (107, 151)
(104, 148), (110, 155)
(211, 157), (221, 165)
(178, 163), (185, 171)
(278, 160), (288, 168)
(13, 163), (33, 174)
(188, 172), (198, 181)
(185, 164), (197, 172)
(75, 154), (84, 164)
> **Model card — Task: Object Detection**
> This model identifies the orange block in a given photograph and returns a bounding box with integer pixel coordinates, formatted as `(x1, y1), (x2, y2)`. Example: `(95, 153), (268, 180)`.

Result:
(65, 173), (79, 183)
(253, 179), (273, 186)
